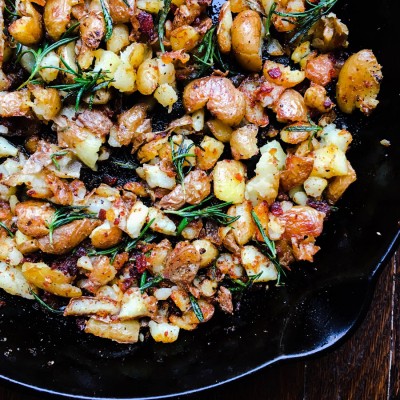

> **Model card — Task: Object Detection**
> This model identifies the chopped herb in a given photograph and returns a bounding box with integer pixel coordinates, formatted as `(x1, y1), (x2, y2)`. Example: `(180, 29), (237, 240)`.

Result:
(47, 57), (113, 110)
(265, 2), (277, 39)
(0, 222), (14, 237)
(189, 294), (204, 322)
(50, 150), (69, 171)
(170, 137), (195, 195)
(5, 0), (18, 18)
(272, 0), (339, 43)
(125, 218), (155, 252)
(228, 272), (263, 292)
(46, 206), (98, 244)
(121, 0), (130, 7)
(87, 243), (124, 263)
(165, 195), (240, 235)
(251, 211), (286, 285)
(140, 272), (163, 293)
(16, 36), (78, 89)
(285, 125), (322, 133)
(111, 158), (137, 170)
(29, 289), (64, 314)
(158, 0), (172, 53)
(99, 0), (113, 41)
(61, 21), (81, 39)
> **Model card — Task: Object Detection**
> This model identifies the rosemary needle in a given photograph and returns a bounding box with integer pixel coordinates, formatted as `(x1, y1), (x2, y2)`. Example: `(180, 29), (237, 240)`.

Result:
(158, 0), (172, 53)
(189, 294), (204, 322)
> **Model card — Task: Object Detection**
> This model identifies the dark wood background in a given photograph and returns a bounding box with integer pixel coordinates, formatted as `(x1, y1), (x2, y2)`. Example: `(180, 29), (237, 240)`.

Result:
(1, 250), (399, 400)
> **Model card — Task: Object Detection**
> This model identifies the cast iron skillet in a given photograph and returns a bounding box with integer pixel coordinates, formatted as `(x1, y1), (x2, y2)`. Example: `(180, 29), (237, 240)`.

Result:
(0, 0), (399, 398)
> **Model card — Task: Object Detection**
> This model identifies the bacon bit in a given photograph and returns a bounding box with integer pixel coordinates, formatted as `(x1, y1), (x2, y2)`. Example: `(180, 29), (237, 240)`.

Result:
(306, 199), (331, 218)
(102, 175), (118, 186)
(134, 253), (148, 273)
(164, 331), (169, 336)
(268, 67), (282, 79)
(114, 218), (120, 226)
(270, 202), (283, 216)
(99, 209), (107, 221)
(137, 11), (157, 42)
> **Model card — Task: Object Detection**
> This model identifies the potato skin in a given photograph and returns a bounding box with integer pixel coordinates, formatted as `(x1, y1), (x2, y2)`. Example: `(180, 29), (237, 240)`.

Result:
(280, 155), (314, 191)
(336, 49), (382, 115)
(231, 10), (262, 72)
(90, 224), (123, 249)
(44, 0), (73, 40)
(38, 219), (101, 254)
(273, 89), (308, 123)
(183, 77), (246, 126)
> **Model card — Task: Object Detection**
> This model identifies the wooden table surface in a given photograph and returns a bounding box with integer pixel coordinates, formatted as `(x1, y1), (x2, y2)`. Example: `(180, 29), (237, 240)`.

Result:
(1, 250), (399, 400)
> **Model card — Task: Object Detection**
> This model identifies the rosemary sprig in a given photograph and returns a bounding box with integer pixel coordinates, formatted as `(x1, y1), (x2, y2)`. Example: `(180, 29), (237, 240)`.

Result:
(50, 150), (69, 171)
(189, 294), (204, 322)
(47, 58), (113, 110)
(158, 0), (172, 53)
(285, 116), (322, 148)
(125, 218), (155, 252)
(273, 0), (339, 43)
(61, 21), (81, 39)
(165, 195), (240, 235)
(170, 137), (195, 194)
(46, 206), (98, 244)
(16, 36), (78, 89)
(29, 289), (64, 314)
(251, 211), (286, 285)
(111, 153), (137, 170)
(228, 272), (263, 292)
(0, 221), (14, 237)
(139, 271), (163, 293)
(99, 0), (113, 41)
(193, 26), (230, 78)
(4, 0), (18, 18)
(265, 2), (277, 39)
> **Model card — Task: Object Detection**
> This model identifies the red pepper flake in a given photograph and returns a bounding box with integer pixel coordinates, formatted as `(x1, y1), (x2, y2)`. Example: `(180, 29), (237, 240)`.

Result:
(103, 175), (118, 186)
(270, 202), (283, 216)
(137, 11), (157, 41)
(114, 218), (120, 226)
(134, 253), (148, 273)
(267, 67), (282, 79)
(234, 173), (243, 182)
(99, 209), (107, 221)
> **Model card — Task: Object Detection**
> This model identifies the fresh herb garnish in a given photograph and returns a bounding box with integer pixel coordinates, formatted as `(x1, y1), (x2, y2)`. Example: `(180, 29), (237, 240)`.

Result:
(251, 210), (286, 285)
(228, 272), (263, 292)
(61, 21), (81, 39)
(0, 221), (14, 237)
(193, 26), (230, 78)
(50, 150), (69, 171)
(285, 116), (322, 149)
(29, 289), (64, 314)
(170, 137), (195, 195)
(4, 0), (18, 18)
(165, 195), (240, 235)
(140, 271), (163, 293)
(265, 2), (277, 39)
(158, 0), (172, 53)
(189, 294), (204, 322)
(16, 36), (78, 89)
(125, 218), (155, 252)
(47, 57), (113, 110)
(273, 0), (339, 43)
(111, 158), (137, 170)
(99, 0), (113, 41)
(46, 206), (98, 244)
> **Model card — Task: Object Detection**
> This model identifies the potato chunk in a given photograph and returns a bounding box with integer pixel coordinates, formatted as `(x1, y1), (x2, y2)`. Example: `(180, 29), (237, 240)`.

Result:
(336, 49), (382, 115)
(213, 160), (246, 204)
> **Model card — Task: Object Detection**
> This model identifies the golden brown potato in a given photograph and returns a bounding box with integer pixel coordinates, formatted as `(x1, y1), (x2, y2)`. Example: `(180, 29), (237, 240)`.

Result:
(170, 25), (200, 52)
(0, 90), (31, 117)
(280, 122), (312, 144)
(109, 0), (132, 23)
(196, 136), (224, 170)
(90, 222), (123, 249)
(304, 83), (334, 113)
(280, 155), (314, 191)
(44, 0), (73, 40)
(80, 10), (106, 49)
(163, 241), (201, 286)
(227, 201), (255, 246)
(29, 85), (62, 121)
(9, 0), (43, 45)
(231, 10), (262, 72)
(15, 200), (55, 238)
(273, 89), (308, 123)
(336, 49), (382, 115)
(37, 219), (101, 254)
(183, 77), (246, 126)
(169, 299), (214, 329)
(305, 54), (336, 87)
(230, 125), (259, 160)
(85, 319), (140, 343)
(217, 1), (232, 54)
(326, 161), (356, 203)
(206, 119), (233, 142)
(263, 60), (305, 88)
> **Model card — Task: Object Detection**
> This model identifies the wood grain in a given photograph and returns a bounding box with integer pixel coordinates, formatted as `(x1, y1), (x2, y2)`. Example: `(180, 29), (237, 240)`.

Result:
(1, 251), (399, 400)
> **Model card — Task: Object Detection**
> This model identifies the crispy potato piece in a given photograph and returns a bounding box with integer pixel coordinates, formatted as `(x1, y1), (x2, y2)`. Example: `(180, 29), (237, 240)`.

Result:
(0, 90), (31, 117)
(9, 0), (43, 45)
(196, 136), (224, 170)
(263, 60), (305, 88)
(15, 200), (55, 238)
(231, 10), (262, 72)
(217, 1), (232, 54)
(109, 0), (132, 22)
(207, 119), (233, 143)
(230, 125), (259, 160)
(37, 219), (101, 255)
(90, 221), (123, 249)
(336, 49), (382, 115)
(0, 261), (34, 299)
(183, 77), (246, 126)
(64, 296), (120, 316)
(291, 236), (320, 262)
(192, 239), (219, 268)
(280, 155), (314, 191)
(149, 321), (180, 343)
(22, 261), (82, 297)
(305, 54), (336, 87)
(44, 0), (74, 40)
(227, 201), (256, 246)
(213, 160), (246, 204)
(29, 85), (62, 121)
(278, 206), (324, 240)
(85, 318), (140, 343)
(273, 89), (308, 123)
(80, 9), (105, 49)
(163, 241), (201, 286)
(326, 161), (356, 203)
(169, 299), (214, 329)
(280, 123), (311, 144)
(241, 245), (277, 282)
(304, 83), (334, 113)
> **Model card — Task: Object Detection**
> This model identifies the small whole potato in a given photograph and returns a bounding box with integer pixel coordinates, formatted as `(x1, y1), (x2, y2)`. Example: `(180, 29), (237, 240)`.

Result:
(231, 10), (262, 72)
(336, 49), (382, 115)
(273, 89), (308, 123)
